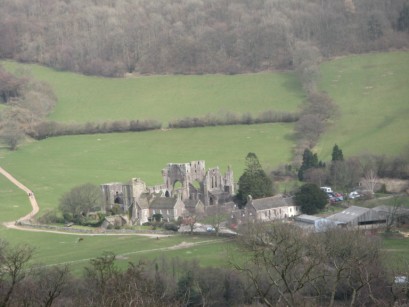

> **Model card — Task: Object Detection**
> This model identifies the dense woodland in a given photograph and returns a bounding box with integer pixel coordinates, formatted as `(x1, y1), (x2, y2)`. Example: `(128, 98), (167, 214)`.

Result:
(0, 0), (409, 76)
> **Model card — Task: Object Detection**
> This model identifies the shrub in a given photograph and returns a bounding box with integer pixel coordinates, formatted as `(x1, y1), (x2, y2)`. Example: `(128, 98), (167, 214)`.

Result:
(37, 209), (64, 224)
(164, 223), (179, 232)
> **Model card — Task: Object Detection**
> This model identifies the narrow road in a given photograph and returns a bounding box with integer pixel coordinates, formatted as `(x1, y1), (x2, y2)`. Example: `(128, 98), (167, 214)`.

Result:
(0, 166), (170, 237)
(0, 166), (39, 228)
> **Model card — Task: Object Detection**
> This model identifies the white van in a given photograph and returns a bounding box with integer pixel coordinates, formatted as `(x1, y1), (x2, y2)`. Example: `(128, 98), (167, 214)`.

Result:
(320, 186), (333, 193)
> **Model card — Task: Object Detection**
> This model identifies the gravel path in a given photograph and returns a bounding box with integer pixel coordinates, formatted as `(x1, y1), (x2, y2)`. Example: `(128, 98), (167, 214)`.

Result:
(0, 166), (169, 237)
(0, 166), (39, 228)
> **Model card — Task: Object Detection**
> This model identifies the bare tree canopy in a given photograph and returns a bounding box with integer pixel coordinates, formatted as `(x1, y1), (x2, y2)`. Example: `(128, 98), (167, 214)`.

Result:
(0, 0), (408, 76)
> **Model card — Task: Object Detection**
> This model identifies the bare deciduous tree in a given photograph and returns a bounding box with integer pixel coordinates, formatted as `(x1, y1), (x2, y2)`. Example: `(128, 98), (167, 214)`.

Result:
(59, 183), (104, 222)
(361, 169), (379, 195)
(232, 222), (323, 306)
(0, 242), (34, 307)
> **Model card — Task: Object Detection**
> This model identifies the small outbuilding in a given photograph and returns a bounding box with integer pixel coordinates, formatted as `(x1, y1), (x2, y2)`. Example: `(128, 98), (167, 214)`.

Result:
(101, 215), (128, 229)
(184, 199), (205, 215)
(294, 214), (337, 232)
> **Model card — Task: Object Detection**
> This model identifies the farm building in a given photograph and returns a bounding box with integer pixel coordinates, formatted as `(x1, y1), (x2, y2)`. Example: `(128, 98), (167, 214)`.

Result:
(326, 206), (386, 228)
(244, 194), (300, 222)
(149, 196), (185, 222)
(294, 214), (337, 232)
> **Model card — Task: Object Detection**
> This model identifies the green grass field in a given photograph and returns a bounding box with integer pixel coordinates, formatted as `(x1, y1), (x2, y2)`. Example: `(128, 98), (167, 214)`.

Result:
(0, 228), (233, 274)
(0, 123), (294, 213)
(1, 51), (409, 270)
(0, 175), (32, 222)
(317, 51), (409, 159)
(1, 61), (304, 125)
(382, 236), (409, 271)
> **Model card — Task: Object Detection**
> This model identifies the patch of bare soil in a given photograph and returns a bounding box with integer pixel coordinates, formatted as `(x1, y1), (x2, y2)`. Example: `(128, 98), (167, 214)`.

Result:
(169, 241), (194, 250)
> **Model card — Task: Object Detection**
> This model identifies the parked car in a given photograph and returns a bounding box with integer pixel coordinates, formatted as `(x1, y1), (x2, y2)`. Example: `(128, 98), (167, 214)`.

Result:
(321, 186), (333, 193)
(348, 191), (361, 199)
(327, 192), (343, 202)
(334, 193), (344, 201)
(206, 227), (216, 233)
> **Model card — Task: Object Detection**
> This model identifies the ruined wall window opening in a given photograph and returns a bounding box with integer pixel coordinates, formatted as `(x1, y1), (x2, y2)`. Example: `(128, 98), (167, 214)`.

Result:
(173, 181), (183, 190)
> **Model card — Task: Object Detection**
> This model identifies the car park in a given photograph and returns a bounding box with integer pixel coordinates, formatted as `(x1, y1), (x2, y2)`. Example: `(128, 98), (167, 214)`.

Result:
(327, 192), (343, 203)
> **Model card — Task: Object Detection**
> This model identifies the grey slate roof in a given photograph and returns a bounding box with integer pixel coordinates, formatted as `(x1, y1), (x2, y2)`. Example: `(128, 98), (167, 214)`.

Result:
(295, 214), (322, 224)
(135, 193), (150, 209)
(150, 197), (179, 209)
(373, 205), (409, 216)
(184, 199), (202, 209)
(327, 206), (382, 224)
(250, 195), (295, 211)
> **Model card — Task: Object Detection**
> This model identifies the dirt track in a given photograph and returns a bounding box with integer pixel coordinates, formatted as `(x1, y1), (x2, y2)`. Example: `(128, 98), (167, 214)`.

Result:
(0, 166), (169, 237)
(0, 166), (39, 228)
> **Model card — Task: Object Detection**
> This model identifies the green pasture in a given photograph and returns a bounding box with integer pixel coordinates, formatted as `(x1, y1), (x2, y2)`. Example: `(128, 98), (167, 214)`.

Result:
(1, 51), (408, 269)
(382, 236), (409, 271)
(0, 228), (233, 274)
(317, 51), (409, 159)
(0, 123), (294, 214)
(0, 175), (31, 223)
(1, 61), (304, 125)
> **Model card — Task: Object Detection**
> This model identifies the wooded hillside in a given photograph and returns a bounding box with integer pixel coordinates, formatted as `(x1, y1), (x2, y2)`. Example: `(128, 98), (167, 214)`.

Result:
(1, 0), (408, 76)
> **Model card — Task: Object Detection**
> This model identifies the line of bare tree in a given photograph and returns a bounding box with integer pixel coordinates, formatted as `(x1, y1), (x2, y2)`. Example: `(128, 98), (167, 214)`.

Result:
(0, 0), (408, 77)
(27, 119), (162, 140)
(2, 224), (409, 307)
(0, 65), (57, 149)
(168, 110), (299, 129)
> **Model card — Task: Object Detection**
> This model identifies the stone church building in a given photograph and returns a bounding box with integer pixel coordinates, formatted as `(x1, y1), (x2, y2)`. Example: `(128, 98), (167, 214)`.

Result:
(101, 160), (234, 225)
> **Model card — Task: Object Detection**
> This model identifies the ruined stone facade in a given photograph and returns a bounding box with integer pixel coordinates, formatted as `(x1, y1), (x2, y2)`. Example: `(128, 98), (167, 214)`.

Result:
(101, 161), (235, 225)
(162, 161), (234, 206)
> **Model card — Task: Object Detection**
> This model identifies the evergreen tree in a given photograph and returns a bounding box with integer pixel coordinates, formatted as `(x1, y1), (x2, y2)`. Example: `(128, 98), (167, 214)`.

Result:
(330, 144), (345, 190)
(298, 148), (325, 181)
(331, 144), (344, 162)
(236, 153), (273, 206)
(294, 183), (328, 214)
(398, 4), (409, 32)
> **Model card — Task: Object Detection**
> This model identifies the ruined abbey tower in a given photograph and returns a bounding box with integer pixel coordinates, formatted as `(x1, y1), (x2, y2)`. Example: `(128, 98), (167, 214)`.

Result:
(162, 160), (234, 206)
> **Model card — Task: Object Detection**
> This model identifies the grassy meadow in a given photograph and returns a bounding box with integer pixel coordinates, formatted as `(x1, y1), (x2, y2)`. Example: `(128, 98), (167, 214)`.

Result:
(1, 51), (409, 269)
(0, 123), (294, 214)
(0, 174), (32, 222)
(1, 61), (304, 125)
(0, 227), (234, 275)
(317, 51), (409, 159)
(382, 235), (409, 271)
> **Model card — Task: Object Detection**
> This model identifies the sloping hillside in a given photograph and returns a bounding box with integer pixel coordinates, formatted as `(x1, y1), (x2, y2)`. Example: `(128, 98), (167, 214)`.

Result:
(317, 52), (409, 159)
(1, 61), (304, 125)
